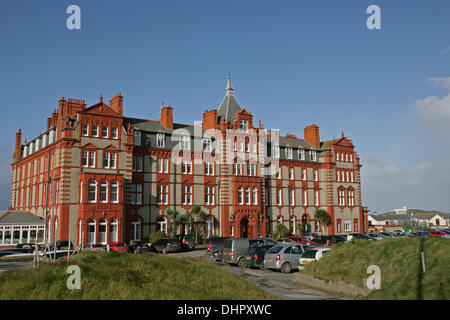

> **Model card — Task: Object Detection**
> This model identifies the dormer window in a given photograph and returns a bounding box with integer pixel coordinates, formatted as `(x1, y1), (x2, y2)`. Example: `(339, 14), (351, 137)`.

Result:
(133, 130), (141, 145)
(180, 135), (190, 150)
(157, 133), (165, 148)
(203, 138), (212, 153)
(286, 147), (293, 160)
(239, 119), (248, 132)
(299, 149), (305, 160)
(272, 145), (280, 158)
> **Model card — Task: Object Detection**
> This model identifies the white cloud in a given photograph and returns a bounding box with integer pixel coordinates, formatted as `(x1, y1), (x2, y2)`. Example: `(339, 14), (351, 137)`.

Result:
(361, 154), (450, 213)
(389, 144), (404, 152)
(415, 92), (450, 139)
(428, 77), (450, 91)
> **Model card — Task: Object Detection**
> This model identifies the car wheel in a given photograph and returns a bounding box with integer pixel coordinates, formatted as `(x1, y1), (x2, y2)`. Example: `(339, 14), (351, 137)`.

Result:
(238, 257), (246, 268)
(281, 262), (292, 274)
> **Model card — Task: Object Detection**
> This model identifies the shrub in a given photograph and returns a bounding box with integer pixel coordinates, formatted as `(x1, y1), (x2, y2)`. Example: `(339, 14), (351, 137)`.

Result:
(148, 231), (166, 244)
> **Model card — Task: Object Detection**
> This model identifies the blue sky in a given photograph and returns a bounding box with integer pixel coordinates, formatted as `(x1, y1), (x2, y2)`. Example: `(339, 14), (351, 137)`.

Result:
(1, 0), (449, 213)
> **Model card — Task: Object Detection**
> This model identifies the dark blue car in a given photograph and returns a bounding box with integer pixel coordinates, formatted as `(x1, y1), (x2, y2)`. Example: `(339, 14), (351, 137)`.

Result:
(413, 232), (428, 238)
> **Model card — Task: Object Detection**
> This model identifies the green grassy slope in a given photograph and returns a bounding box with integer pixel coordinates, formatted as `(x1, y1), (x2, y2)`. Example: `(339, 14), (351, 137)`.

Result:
(0, 252), (278, 300)
(301, 238), (449, 300)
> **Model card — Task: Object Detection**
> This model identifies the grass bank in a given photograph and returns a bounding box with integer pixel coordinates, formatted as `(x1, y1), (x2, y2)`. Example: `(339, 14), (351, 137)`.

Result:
(0, 252), (277, 300)
(301, 237), (449, 299)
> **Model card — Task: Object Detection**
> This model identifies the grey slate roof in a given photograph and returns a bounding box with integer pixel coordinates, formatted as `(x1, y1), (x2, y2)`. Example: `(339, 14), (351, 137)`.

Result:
(217, 76), (243, 124)
(0, 210), (44, 225)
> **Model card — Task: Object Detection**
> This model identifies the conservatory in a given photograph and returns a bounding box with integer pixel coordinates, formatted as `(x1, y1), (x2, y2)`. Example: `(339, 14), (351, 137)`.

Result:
(0, 210), (45, 247)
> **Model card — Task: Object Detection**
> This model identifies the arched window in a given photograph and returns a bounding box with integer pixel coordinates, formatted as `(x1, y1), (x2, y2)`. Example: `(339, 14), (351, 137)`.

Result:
(277, 216), (283, 224)
(131, 217), (141, 241)
(252, 188), (258, 205)
(98, 219), (107, 244)
(88, 180), (97, 203)
(87, 219), (96, 244)
(237, 187), (243, 205)
(291, 216), (297, 235)
(245, 187), (251, 205)
(157, 216), (167, 234)
(99, 180), (108, 203)
(54, 218), (59, 242)
(110, 181), (119, 203)
(109, 219), (118, 242)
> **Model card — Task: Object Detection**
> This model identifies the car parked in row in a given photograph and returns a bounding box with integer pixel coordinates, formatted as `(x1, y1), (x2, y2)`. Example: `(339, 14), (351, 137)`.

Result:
(207, 237), (230, 261)
(223, 238), (278, 267)
(428, 230), (450, 239)
(83, 243), (106, 252)
(172, 234), (195, 251)
(298, 248), (331, 268)
(128, 240), (152, 254)
(108, 242), (129, 252)
(151, 238), (183, 254)
(287, 236), (317, 246)
(242, 244), (275, 270)
(263, 243), (312, 274)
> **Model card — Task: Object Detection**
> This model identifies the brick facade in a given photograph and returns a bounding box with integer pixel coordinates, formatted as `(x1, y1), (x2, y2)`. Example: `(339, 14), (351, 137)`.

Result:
(9, 78), (367, 245)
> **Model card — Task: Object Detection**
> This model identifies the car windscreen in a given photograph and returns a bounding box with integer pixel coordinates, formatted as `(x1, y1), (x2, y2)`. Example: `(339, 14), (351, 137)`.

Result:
(301, 250), (318, 259)
(267, 246), (283, 254)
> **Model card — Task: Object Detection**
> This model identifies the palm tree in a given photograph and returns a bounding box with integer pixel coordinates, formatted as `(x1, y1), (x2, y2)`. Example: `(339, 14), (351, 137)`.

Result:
(314, 209), (331, 235)
(189, 205), (208, 243)
(166, 208), (181, 237)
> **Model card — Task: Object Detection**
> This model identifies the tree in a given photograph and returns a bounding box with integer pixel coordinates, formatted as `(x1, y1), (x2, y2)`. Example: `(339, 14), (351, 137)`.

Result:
(166, 208), (181, 237)
(270, 223), (289, 240)
(189, 205), (208, 243)
(314, 209), (331, 235)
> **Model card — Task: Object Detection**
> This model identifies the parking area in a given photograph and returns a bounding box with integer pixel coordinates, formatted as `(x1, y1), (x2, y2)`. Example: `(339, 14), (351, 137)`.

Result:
(169, 248), (348, 300)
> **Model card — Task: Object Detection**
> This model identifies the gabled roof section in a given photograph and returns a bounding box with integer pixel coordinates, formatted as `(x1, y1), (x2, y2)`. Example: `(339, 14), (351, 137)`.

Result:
(217, 76), (243, 124)
(320, 135), (354, 150)
(81, 102), (122, 117)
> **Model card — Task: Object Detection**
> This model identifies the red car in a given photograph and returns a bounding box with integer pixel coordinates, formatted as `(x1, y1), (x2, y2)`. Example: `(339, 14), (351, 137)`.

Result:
(287, 236), (317, 247)
(428, 230), (450, 239)
(108, 242), (129, 252)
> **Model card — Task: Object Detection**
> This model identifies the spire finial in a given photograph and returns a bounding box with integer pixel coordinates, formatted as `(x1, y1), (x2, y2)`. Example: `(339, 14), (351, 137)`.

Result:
(342, 130), (345, 137)
(225, 74), (234, 95)
(100, 93), (103, 103)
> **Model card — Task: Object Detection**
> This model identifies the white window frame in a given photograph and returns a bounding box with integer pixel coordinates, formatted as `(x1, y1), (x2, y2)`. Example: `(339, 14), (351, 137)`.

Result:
(82, 124), (89, 137)
(92, 125), (99, 137)
(157, 133), (165, 148)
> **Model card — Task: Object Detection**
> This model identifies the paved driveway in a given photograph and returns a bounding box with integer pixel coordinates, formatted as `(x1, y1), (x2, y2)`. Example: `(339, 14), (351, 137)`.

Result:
(169, 248), (349, 300)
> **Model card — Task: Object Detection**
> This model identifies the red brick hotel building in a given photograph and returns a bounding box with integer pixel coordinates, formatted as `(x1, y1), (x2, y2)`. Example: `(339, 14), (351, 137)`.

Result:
(9, 77), (368, 245)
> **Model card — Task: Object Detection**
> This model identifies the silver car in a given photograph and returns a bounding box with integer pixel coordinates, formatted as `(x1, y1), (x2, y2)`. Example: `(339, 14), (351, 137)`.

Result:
(263, 243), (312, 273)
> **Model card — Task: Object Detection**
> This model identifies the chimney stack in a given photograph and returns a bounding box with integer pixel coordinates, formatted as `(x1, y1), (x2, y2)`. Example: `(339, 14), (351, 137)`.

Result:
(304, 124), (320, 148)
(160, 105), (173, 129)
(203, 109), (218, 130)
(110, 93), (123, 115)
(14, 128), (22, 162)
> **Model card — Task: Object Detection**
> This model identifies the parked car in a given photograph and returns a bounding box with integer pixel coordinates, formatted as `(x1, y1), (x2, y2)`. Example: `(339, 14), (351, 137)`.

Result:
(366, 233), (385, 240)
(172, 234), (195, 251)
(299, 248), (331, 267)
(378, 232), (395, 238)
(128, 240), (152, 254)
(413, 231), (428, 238)
(83, 243), (106, 252)
(223, 238), (278, 266)
(428, 230), (450, 239)
(207, 237), (230, 261)
(14, 243), (35, 252)
(434, 228), (450, 235)
(287, 236), (317, 246)
(108, 242), (129, 252)
(277, 238), (295, 244)
(152, 238), (183, 254)
(242, 244), (275, 270)
(263, 243), (312, 273)
(328, 235), (347, 243)
(348, 233), (375, 241)
(55, 240), (74, 250)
